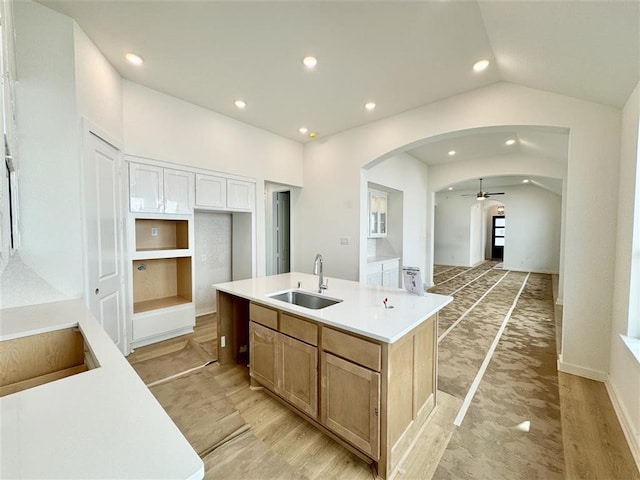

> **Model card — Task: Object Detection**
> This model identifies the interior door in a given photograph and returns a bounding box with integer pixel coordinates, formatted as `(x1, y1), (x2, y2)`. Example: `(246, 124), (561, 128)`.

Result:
(275, 191), (290, 274)
(84, 129), (127, 353)
(491, 215), (505, 260)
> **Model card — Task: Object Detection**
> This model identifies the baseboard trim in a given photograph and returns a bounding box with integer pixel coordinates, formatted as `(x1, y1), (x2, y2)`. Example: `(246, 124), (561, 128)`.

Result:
(557, 356), (607, 382)
(605, 377), (640, 472)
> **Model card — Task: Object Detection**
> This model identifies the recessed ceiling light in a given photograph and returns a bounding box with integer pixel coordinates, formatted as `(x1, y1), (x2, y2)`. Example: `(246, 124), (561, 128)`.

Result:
(303, 56), (317, 69)
(505, 139), (516, 146)
(522, 179), (530, 183)
(365, 102), (376, 111)
(299, 127), (308, 134)
(448, 187), (453, 191)
(125, 52), (143, 65)
(448, 150), (456, 156)
(473, 59), (489, 72)
(234, 99), (246, 109)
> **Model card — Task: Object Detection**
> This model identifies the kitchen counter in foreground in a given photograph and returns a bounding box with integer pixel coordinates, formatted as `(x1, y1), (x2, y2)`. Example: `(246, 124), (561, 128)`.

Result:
(213, 272), (452, 343)
(0, 299), (203, 480)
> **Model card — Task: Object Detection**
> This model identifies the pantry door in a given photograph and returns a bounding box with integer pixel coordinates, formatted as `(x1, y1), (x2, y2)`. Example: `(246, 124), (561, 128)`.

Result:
(83, 127), (127, 354)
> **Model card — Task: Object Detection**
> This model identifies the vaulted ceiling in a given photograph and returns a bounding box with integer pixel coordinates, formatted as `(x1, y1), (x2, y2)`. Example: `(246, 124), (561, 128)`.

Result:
(36, 0), (639, 190)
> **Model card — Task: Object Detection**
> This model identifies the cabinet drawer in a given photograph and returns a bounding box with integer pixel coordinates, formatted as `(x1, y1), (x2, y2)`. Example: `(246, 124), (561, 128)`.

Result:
(321, 327), (381, 372)
(280, 313), (318, 346)
(249, 302), (278, 329)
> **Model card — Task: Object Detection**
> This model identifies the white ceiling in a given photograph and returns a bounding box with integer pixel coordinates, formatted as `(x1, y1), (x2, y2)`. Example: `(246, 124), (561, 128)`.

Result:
(34, 0), (638, 194)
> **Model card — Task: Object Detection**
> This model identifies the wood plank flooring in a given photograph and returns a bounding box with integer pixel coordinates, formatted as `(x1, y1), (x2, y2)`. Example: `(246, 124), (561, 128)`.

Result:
(128, 270), (639, 479)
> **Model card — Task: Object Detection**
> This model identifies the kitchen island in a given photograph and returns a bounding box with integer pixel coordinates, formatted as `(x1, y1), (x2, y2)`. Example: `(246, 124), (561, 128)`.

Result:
(214, 272), (452, 479)
(0, 299), (203, 480)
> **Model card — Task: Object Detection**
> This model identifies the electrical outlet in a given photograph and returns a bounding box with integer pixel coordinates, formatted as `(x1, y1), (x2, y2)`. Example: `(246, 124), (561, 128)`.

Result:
(221, 336), (226, 348)
(201, 254), (207, 262)
(151, 227), (158, 237)
(340, 236), (350, 245)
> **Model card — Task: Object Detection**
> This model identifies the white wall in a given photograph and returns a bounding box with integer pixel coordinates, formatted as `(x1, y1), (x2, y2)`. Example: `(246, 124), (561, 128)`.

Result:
(609, 81), (640, 464)
(469, 202), (483, 265)
(501, 185), (562, 274)
(122, 81), (304, 276)
(434, 193), (474, 266)
(297, 82), (619, 380)
(363, 153), (427, 280)
(434, 185), (560, 272)
(73, 25), (123, 144)
(194, 212), (232, 316)
(6, 1), (84, 302)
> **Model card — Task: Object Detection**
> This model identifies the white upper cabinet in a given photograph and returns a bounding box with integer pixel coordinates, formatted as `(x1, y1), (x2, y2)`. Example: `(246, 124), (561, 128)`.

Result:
(129, 163), (164, 213)
(164, 169), (194, 214)
(195, 173), (227, 208)
(129, 163), (193, 214)
(227, 179), (255, 210)
(129, 160), (255, 213)
(368, 190), (388, 237)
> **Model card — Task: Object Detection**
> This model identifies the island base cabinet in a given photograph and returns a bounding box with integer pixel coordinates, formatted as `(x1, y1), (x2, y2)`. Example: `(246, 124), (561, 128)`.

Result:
(321, 352), (380, 460)
(276, 334), (318, 418)
(249, 319), (319, 419)
(249, 321), (277, 391)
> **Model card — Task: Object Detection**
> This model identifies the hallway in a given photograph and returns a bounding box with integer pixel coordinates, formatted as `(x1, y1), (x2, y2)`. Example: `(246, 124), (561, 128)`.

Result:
(430, 261), (638, 479)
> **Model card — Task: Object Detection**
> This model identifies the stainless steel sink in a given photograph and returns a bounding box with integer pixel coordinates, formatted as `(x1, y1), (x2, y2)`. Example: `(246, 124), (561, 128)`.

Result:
(267, 290), (343, 310)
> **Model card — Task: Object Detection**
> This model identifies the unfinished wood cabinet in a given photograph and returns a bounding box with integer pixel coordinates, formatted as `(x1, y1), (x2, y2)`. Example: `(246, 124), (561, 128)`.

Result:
(321, 352), (380, 459)
(276, 333), (318, 418)
(0, 328), (92, 398)
(223, 296), (438, 480)
(249, 321), (277, 390)
(248, 304), (319, 418)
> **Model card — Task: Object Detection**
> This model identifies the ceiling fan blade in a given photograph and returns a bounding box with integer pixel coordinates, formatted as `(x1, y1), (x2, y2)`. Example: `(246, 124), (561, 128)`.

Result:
(486, 192), (505, 195)
(461, 194), (477, 197)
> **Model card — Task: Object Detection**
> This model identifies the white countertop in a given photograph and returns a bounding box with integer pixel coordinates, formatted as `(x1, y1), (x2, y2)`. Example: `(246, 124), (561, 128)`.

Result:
(366, 256), (400, 264)
(214, 273), (452, 343)
(0, 299), (204, 480)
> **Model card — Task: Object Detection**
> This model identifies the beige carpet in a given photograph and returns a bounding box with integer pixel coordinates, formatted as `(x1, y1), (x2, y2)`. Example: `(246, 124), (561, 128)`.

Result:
(130, 339), (248, 458)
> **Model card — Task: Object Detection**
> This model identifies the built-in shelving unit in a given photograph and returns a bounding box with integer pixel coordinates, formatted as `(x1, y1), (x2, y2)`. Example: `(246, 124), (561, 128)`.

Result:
(129, 215), (195, 347)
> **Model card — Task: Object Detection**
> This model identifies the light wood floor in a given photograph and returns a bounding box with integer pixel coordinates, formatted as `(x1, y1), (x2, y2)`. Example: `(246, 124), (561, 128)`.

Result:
(128, 312), (639, 479)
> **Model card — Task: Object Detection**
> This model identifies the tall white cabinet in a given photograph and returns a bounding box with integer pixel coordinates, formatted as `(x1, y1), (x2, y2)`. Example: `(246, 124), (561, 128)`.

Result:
(127, 156), (256, 348)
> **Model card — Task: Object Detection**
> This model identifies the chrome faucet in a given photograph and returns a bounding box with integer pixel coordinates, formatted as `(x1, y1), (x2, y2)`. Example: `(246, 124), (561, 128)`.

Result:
(313, 253), (328, 293)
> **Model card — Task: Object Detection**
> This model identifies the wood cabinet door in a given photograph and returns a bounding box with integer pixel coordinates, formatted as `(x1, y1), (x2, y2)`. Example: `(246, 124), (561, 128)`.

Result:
(276, 334), (318, 418)
(320, 352), (380, 459)
(129, 163), (163, 213)
(164, 169), (194, 214)
(195, 173), (227, 208)
(249, 321), (277, 390)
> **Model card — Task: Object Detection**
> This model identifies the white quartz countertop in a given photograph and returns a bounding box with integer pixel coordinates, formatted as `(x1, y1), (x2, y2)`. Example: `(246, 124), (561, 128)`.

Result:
(214, 273), (452, 343)
(0, 299), (204, 480)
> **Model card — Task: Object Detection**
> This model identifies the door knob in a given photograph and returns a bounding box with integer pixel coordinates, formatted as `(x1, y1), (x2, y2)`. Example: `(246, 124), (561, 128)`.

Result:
(95, 288), (100, 295)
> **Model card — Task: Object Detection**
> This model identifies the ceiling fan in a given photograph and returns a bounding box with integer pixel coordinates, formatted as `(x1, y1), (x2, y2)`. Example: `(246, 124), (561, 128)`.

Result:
(461, 178), (505, 201)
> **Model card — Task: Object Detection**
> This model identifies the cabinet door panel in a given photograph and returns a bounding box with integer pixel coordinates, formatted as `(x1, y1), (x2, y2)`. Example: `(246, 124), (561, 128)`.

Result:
(195, 174), (227, 208)
(276, 334), (318, 418)
(249, 321), (277, 390)
(164, 169), (194, 214)
(227, 180), (255, 210)
(129, 163), (163, 213)
(321, 352), (380, 459)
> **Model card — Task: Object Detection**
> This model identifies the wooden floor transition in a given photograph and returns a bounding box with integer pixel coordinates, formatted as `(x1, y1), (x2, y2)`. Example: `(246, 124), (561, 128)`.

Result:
(128, 308), (639, 479)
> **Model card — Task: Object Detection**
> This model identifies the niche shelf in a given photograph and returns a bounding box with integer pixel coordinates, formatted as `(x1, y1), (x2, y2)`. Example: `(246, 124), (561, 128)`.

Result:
(135, 219), (189, 252)
(132, 257), (192, 313)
